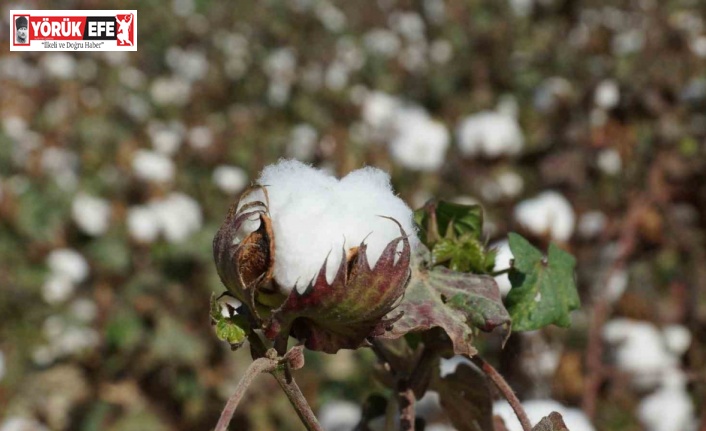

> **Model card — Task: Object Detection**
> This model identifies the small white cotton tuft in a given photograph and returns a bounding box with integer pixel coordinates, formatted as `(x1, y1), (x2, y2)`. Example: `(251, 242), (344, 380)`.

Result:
(318, 400), (361, 431)
(638, 384), (696, 431)
(514, 191), (575, 242)
(0, 417), (49, 431)
(46, 249), (89, 284)
(240, 160), (417, 293)
(213, 165), (249, 194)
(389, 108), (449, 171)
(71, 193), (111, 236)
(603, 318), (679, 389)
(456, 111), (524, 158)
(132, 149), (175, 183)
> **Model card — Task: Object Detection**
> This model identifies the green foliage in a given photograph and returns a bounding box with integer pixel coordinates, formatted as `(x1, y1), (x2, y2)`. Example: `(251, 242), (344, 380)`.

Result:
(209, 293), (248, 349)
(415, 200), (494, 275)
(505, 233), (580, 331)
(385, 246), (510, 357)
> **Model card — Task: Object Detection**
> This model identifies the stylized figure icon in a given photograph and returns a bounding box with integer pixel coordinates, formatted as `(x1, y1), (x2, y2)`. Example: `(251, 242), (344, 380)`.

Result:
(116, 13), (132, 46)
(15, 16), (29, 44)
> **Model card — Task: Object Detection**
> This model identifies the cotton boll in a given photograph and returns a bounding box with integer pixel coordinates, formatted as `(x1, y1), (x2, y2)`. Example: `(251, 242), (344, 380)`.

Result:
(150, 76), (192, 106)
(662, 325), (692, 356)
(638, 385), (695, 431)
(389, 109), (449, 171)
(148, 122), (183, 155)
(288, 124), (318, 161)
(71, 193), (111, 236)
(594, 79), (620, 109)
(362, 91), (402, 135)
(416, 391), (443, 420)
(127, 205), (160, 243)
(0, 417), (49, 431)
(493, 400), (594, 431)
(514, 191), (575, 242)
(132, 150), (175, 183)
(597, 149), (622, 175)
(318, 401), (361, 431)
(363, 29), (401, 57)
(605, 269), (628, 303)
(242, 160), (417, 292)
(46, 249), (89, 284)
(495, 170), (524, 198)
(69, 298), (98, 323)
(41, 53), (76, 79)
(213, 165), (249, 194)
(491, 240), (513, 296)
(577, 211), (606, 239)
(188, 126), (213, 149)
(42, 275), (76, 304)
(456, 111), (524, 158)
(603, 319), (678, 388)
(152, 193), (203, 243)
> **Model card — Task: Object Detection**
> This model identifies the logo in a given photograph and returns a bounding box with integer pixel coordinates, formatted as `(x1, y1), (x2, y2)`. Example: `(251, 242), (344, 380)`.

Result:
(10, 10), (137, 51)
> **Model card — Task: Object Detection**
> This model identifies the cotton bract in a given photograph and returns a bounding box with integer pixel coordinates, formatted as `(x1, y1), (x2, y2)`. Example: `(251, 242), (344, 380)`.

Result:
(213, 159), (415, 353)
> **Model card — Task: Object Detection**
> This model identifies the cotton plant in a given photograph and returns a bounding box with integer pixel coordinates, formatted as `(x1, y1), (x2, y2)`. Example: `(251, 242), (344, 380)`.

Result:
(210, 160), (582, 431)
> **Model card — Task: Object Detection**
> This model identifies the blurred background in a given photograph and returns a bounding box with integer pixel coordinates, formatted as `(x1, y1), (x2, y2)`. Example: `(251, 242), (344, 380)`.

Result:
(1, 0), (706, 430)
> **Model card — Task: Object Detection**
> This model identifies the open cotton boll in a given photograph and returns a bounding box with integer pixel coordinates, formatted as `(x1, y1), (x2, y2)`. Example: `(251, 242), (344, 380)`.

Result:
(71, 193), (111, 236)
(361, 91), (402, 134)
(638, 383), (696, 431)
(240, 160), (417, 293)
(42, 275), (76, 304)
(318, 400), (361, 431)
(456, 111), (524, 158)
(131, 149), (175, 183)
(389, 108), (449, 171)
(46, 249), (89, 284)
(151, 193), (203, 243)
(213, 165), (249, 194)
(493, 400), (594, 431)
(514, 191), (575, 242)
(662, 325), (692, 356)
(126, 205), (160, 243)
(0, 417), (50, 431)
(603, 319), (679, 388)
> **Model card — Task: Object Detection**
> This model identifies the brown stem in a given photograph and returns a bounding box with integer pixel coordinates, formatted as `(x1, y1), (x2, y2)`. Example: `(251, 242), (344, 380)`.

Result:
(472, 355), (532, 431)
(215, 357), (277, 431)
(272, 368), (324, 431)
(398, 380), (415, 431)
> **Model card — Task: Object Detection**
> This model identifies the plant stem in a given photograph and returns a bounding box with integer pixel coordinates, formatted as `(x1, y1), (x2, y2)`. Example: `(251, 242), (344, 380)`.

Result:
(398, 380), (415, 431)
(215, 357), (277, 431)
(272, 368), (324, 431)
(471, 355), (532, 431)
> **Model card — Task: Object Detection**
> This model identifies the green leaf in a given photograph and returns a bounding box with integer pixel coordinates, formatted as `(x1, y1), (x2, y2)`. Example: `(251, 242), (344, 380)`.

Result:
(431, 364), (494, 431)
(505, 233), (580, 331)
(384, 246), (510, 356)
(432, 235), (496, 274)
(416, 200), (484, 246)
(215, 319), (246, 346)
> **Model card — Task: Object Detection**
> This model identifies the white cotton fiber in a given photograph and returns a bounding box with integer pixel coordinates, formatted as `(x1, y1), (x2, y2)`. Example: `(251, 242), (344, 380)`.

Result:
(491, 239), (514, 296)
(602, 318), (679, 389)
(239, 160), (417, 293)
(514, 191), (575, 242)
(456, 111), (524, 158)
